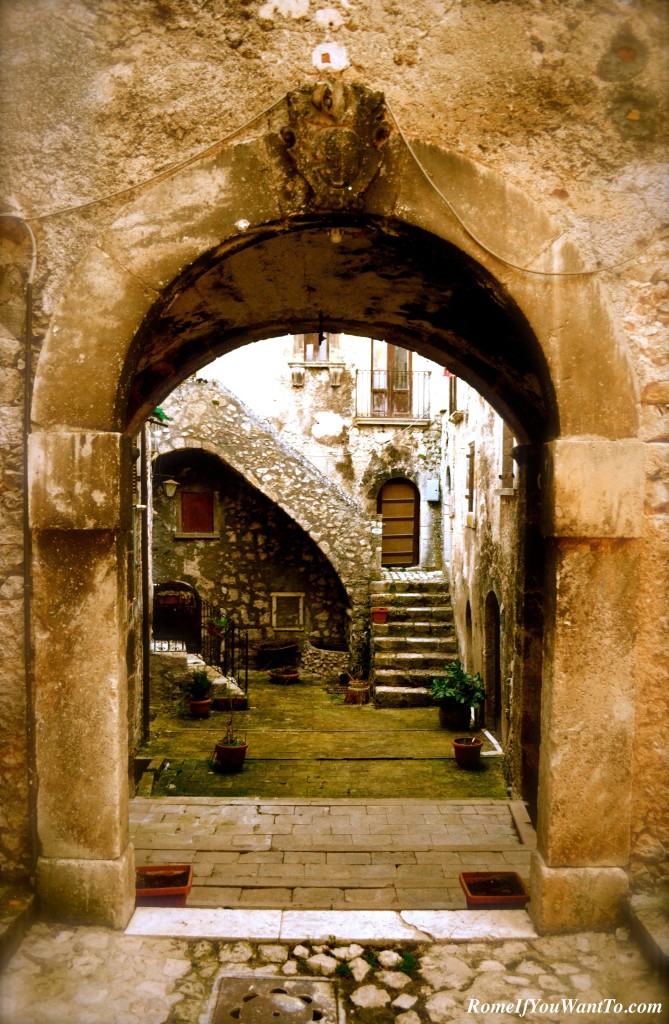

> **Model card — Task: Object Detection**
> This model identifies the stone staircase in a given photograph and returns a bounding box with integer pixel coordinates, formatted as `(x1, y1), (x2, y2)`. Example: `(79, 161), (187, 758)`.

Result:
(371, 572), (458, 707)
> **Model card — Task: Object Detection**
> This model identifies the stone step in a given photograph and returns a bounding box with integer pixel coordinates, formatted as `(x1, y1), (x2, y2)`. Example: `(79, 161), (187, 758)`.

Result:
(626, 892), (669, 972)
(373, 685), (434, 707)
(374, 620), (454, 637)
(375, 651), (456, 669)
(371, 591), (450, 607)
(0, 885), (36, 971)
(382, 605), (454, 621)
(373, 667), (448, 688)
(374, 636), (458, 654)
(370, 579), (449, 595)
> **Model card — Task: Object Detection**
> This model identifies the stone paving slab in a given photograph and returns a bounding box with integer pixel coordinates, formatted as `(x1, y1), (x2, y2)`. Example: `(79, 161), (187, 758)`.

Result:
(2, 918), (666, 1024)
(126, 907), (538, 941)
(131, 797), (533, 911)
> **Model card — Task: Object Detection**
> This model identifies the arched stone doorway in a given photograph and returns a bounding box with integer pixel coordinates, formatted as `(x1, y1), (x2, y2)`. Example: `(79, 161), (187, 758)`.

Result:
(28, 84), (642, 932)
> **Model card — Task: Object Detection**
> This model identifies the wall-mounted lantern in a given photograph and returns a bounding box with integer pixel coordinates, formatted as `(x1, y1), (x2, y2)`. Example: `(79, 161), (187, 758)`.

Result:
(162, 478), (180, 499)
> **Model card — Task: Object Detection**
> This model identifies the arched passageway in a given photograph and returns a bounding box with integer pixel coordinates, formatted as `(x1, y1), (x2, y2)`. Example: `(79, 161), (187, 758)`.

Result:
(28, 83), (642, 932)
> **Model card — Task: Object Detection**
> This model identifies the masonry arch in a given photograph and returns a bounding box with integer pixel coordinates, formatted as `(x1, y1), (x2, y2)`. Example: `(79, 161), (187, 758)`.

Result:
(29, 99), (643, 932)
(151, 444), (353, 650)
(148, 380), (374, 608)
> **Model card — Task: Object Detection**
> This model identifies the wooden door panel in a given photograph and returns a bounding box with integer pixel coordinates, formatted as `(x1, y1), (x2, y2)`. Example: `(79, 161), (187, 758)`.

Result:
(379, 479), (419, 567)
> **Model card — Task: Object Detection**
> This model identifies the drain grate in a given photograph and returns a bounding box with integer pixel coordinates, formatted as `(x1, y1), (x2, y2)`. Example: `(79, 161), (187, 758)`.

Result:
(211, 976), (339, 1024)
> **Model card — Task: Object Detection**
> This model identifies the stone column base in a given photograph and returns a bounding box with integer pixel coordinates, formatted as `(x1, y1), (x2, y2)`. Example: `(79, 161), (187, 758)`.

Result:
(529, 851), (629, 933)
(37, 844), (136, 929)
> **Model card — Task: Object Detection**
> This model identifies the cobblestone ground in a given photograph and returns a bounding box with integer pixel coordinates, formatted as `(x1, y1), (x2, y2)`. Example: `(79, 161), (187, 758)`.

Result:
(140, 674), (507, 800)
(1, 923), (666, 1024)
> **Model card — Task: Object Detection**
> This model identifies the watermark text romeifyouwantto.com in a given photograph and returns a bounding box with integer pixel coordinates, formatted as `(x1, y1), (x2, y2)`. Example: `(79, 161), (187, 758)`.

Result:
(466, 997), (664, 1018)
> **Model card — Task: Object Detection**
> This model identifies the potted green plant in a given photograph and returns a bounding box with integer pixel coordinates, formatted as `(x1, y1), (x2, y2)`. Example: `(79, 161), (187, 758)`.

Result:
(212, 696), (248, 773)
(431, 661), (485, 731)
(184, 669), (212, 718)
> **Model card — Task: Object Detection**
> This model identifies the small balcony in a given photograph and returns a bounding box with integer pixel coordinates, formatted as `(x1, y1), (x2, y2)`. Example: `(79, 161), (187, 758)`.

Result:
(355, 370), (431, 423)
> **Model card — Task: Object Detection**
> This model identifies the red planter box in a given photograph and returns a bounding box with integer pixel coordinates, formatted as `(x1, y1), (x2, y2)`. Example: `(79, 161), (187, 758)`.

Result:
(459, 871), (529, 908)
(135, 864), (193, 907)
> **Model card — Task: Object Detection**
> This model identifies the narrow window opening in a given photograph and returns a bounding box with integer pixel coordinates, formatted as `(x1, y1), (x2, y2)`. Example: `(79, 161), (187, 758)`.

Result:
(272, 593), (305, 630)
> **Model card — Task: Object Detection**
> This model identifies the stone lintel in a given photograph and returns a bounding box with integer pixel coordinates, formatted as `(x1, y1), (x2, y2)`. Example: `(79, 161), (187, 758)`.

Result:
(37, 845), (135, 929)
(541, 438), (644, 538)
(29, 430), (131, 531)
(529, 852), (629, 933)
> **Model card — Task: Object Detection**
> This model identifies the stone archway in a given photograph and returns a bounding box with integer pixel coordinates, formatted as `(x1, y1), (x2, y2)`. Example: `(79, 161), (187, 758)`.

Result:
(149, 377), (375, 623)
(28, 83), (643, 931)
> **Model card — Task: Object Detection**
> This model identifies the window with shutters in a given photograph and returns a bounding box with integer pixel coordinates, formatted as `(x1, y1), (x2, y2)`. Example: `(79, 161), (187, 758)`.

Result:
(448, 374), (458, 416)
(176, 490), (217, 538)
(465, 442), (475, 521)
(498, 421), (516, 494)
(303, 331), (329, 363)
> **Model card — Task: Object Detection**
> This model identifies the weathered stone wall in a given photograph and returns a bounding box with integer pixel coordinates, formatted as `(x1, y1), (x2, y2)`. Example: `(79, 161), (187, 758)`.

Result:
(444, 383), (533, 807)
(152, 377), (376, 640)
(0, 317), (30, 882)
(151, 453), (351, 651)
(0, 0), (666, 897)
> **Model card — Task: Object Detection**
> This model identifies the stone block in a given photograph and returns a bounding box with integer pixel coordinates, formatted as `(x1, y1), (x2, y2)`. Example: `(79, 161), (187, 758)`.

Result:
(542, 438), (645, 538)
(528, 852), (628, 933)
(37, 844), (136, 929)
(32, 530), (130, 861)
(538, 541), (636, 865)
(32, 246), (157, 433)
(29, 430), (131, 530)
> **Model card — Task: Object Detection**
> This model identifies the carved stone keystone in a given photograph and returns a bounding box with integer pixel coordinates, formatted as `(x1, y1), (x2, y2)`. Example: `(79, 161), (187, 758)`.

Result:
(281, 79), (391, 210)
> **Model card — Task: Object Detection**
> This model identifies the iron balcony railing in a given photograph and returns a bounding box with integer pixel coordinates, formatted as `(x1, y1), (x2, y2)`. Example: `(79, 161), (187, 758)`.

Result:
(355, 370), (431, 420)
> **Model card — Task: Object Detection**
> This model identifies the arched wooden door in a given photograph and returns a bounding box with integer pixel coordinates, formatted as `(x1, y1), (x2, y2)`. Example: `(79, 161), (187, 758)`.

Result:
(377, 479), (420, 567)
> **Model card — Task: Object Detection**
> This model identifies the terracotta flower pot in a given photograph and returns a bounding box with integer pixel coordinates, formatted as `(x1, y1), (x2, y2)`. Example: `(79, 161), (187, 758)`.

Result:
(213, 741), (248, 773)
(438, 701), (471, 731)
(371, 607), (389, 624)
(453, 735), (483, 767)
(135, 864), (193, 907)
(188, 698), (212, 719)
(459, 871), (529, 908)
(268, 669), (300, 685)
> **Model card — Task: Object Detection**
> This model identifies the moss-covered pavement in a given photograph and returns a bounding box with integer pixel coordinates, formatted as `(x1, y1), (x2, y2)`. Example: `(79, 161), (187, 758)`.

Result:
(138, 673), (507, 800)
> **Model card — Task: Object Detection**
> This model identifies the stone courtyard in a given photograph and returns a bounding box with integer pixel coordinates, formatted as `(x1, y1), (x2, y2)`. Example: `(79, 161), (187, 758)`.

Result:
(139, 672), (506, 801)
(130, 670), (518, 912)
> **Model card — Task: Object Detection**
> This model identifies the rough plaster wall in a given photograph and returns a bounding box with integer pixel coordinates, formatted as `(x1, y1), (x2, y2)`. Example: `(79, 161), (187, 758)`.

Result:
(0, 0), (667, 883)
